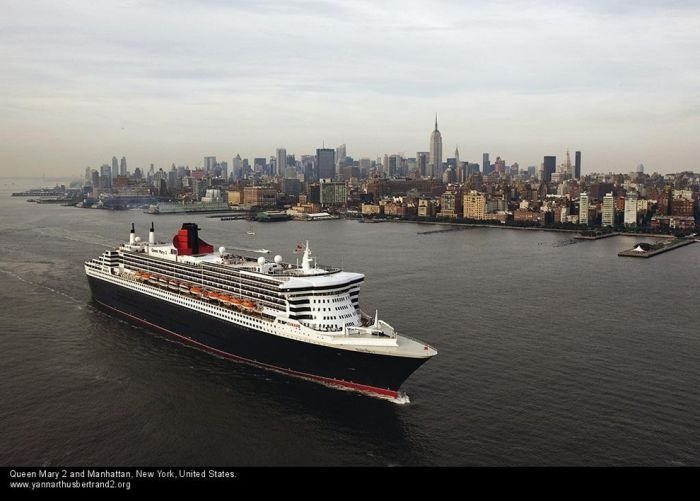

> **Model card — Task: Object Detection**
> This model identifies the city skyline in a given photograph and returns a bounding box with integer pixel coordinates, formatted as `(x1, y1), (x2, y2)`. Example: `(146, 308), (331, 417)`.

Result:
(2, 1), (699, 176)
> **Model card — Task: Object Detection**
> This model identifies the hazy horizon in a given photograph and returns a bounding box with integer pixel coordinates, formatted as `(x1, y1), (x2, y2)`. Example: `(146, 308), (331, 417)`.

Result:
(2, 0), (699, 176)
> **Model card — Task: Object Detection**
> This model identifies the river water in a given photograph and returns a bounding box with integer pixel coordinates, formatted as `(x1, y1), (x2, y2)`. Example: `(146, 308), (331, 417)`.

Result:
(1, 179), (698, 465)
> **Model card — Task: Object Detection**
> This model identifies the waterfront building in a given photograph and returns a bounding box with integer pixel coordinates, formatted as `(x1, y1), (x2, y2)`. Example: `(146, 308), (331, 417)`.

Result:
(624, 192), (638, 226)
(602, 192), (615, 227)
(463, 191), (486, 220)
(417, 198), (437, 217)
(319, 179), (347, 207)
(579, 193), (589, 225)
(243, 186), (277, 207)
(440, 189), (462, 218)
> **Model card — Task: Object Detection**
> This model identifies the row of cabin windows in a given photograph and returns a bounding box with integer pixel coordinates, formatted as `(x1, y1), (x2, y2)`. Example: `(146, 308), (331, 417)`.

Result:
(321, 312), (355, 321)
(311, 297), (352, 304)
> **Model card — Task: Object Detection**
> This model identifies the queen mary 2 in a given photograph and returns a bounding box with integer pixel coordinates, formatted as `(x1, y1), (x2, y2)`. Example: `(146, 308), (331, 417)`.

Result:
(85, 223), (437, 399)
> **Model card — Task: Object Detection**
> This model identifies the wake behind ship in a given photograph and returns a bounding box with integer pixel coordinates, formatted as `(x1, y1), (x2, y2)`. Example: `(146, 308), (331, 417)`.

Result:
(85, 223), (437, 399)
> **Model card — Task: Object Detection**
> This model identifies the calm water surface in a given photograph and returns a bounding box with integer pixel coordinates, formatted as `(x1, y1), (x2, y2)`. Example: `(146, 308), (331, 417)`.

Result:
(1, 179), (698, 465)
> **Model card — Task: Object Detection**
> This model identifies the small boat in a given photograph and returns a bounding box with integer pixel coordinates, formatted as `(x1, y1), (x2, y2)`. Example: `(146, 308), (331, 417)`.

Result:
(246, 231), (255, 235)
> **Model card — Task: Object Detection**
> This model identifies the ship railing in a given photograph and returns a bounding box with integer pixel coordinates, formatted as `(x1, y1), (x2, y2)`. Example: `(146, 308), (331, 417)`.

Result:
(283, 265), (341, 277)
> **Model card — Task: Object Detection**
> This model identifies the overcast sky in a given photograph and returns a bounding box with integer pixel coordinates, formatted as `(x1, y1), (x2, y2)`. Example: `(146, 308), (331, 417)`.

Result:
(1, 0), (699, 177)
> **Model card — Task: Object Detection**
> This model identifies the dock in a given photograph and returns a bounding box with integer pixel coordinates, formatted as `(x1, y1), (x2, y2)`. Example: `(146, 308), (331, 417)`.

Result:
(618, 238), (696, 258)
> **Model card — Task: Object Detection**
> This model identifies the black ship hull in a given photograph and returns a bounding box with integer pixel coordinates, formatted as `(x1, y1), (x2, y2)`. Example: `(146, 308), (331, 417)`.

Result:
(87, 275), (429, 397)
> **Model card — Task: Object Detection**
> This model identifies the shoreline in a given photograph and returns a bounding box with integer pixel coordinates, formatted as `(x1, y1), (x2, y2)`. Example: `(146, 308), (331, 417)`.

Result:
(366, 218), (673, 238)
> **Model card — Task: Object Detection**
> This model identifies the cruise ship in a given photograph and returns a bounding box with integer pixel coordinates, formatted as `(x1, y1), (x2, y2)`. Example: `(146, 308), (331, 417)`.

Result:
(85, 223), (437, 399)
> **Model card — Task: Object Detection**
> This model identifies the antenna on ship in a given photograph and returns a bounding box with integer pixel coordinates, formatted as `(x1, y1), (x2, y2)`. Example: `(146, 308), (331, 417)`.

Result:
(129, 223), (135, 245)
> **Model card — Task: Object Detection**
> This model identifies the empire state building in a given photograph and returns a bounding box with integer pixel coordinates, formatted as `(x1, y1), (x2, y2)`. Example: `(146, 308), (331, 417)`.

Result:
(429, 114), (443, 178)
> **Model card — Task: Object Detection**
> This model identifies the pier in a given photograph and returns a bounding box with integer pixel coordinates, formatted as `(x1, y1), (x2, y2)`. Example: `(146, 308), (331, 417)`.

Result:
(618, 238), (696, 258)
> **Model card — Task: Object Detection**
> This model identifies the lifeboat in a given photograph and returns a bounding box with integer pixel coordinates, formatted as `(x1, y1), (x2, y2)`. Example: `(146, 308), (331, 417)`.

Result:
(179, 283), (190, 294)
(241, 300), (256, 311)
(168, 280), (179, 291)
(190, 286), (203, 297)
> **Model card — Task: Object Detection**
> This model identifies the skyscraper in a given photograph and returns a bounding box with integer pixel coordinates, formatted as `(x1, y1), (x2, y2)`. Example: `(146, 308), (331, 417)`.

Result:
(482, 153), (490, 175)
(336, 144), (346, 169)
(111, 156), (118, 179)
(429, 114), (442, 179)
(579, 193), (589, 225)
(204, 156), (217, 173)
(232, 154), (242, 179)
(416, 152), (428, 177)
(119, 156), (127, 177)
(543, 156), (556, 183)
(316, 148), (335, 180)
(101, 164), (112, 188)
(455, 147), (461, 182)
(602, 192), (615, 227)
(624, 192), (638, 226)
(388, 154), (400, 177)
(275, 148), (287, 177)
(574, 151), (581, 179)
